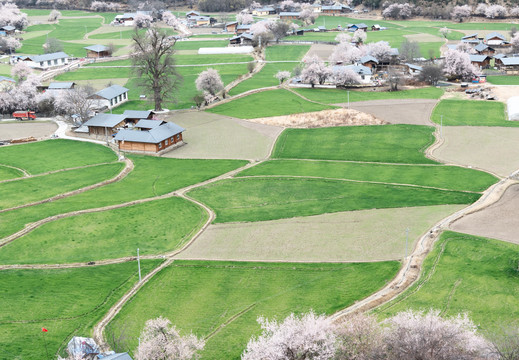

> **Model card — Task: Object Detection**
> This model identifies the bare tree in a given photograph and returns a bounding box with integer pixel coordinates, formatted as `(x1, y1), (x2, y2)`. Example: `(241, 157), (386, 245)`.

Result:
(419, 64), (444, 85)
(43, 38), (63, 53)
(387, 68), (402, 91)
(399, 38), (420, 62)
(487, 324), (519, 360)
(132, 27), (182, 111)
(270, 21), (290, 43)
(52, 85), (96, 125)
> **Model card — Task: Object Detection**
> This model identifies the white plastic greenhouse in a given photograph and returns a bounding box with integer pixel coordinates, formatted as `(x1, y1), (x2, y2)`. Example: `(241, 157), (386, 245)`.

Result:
(198, 46), (254, 55)
(507, 96), (519, 120)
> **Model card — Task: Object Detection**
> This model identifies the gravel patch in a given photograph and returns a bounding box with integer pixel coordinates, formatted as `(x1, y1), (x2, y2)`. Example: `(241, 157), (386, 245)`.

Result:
(0, 122), (58, 140)
(346, 99), (438, 125)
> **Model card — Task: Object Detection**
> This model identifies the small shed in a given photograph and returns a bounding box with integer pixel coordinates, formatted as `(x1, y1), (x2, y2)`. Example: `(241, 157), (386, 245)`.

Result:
(236, 24), (251, 34)
(372, 24), (381, 31)
(122, 110), (156, 124)
(47, 82), (75, 93)
(507, 96), (519, 120)
(88, 85), (129, 109)
(83, 113), (127, 136)
(84, 44), (112, 58)
(115, 121), (185, 153)
(0, 25), (15, 35)
(279, 12), (300, 20)
(225, 21), (238, 32)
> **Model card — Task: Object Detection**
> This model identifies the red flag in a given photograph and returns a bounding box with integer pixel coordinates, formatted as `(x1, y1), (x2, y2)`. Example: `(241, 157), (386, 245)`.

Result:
(42, 327), (48, 332)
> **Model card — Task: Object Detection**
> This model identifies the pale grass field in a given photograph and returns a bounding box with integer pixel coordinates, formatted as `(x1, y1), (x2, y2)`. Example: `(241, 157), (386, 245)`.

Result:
(451, 184), (519, 244)
(176, 205), (464, 262)
(349, 99), (438, 126)
(432, 126), (519, 177)
(162, 111), (282, 160)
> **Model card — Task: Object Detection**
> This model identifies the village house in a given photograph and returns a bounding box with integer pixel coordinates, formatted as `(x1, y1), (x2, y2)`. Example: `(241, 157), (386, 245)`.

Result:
(279, 12), (300, 20)
(84, 44), (112, 58)
(347, 23), (368, 32)
(113, 11), (152, 26)
(0, 25), (15, 35)
(312, 3), (322, 12)
(46, 82), (75, 93)
(121, 110), (156, 124)
(186, 10), (200, 18)
(404, 63), (422, 75)
(474, 43), (495, 56)
(225, 21), (238, 32)
(322, 5), (342, 14)
(499, 57), (519, 73)
(469, 54), (491, 69)
(88, 85), (129, 110)
(0, 75), (15, 91)
(236, 24), (251, 34)
(252, 7), (275, 16)
(359, 55), (378, 71)
(485, 32), (507, 46)
(82, 113), (127, 137)
(493, 53), (507, 66)
(20, 52), (69, 69)
(114, 120), (185, 153)
(188, 16), (210, 27)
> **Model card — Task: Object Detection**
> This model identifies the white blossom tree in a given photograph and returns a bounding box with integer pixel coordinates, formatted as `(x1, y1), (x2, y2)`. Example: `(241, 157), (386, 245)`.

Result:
(439, 27), (451, 39)
(451, 5), (471, 22)
(136, 317), (205, 360)
(242, 311), (336, 360)
(510, 7), (519, 17)
(249, 1), (261, 10)
(0, 73), (40, 114)
(195, 68), (224, 96)
(48, 9), (61, 22)
(280, 0), (301, 12)
(456, 42), (473, 53)
(329, 42), (362, 64)
(334, 313), (385, 360)
(301, 54), (332, 87)
(299, 4), (317, 25)
(0, 2), (28, 30)
(162, 11), (180, 28)
(383, 309), (491, 360)
(474, 3), (487, 16)
(11, 61), (32, 82)
(335, 32), (351, 43)
(351, 29), (367, 44)
(382, 3), (414, 19)
(485, 5), (507, 19)
(134, 13), (153, 28)
(0, 36), (21, 54)
(333, 67), (361, 86)
(237, 13), (253, 25)
(91, 1), (122, 11)
(275, 70), (291, 84)
(362, 41), (392, 63)
(443, 49), (479, 80)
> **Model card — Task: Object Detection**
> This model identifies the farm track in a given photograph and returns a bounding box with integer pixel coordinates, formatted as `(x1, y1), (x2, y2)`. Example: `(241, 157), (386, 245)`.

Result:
(0, 159), (133, 214)
(0, 163), (31, 177)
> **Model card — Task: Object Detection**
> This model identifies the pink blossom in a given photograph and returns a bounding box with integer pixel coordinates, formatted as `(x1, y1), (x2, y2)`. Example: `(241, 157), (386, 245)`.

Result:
(274, 70), (291, 83)
(485, 4), (507, 19)
(335, 32), (351, 43)
(237, 13), (253, 25)
(134, 13), (153, 28)
(0, 2), (28, 30)
(362, 41), (392, 62)
(351, 29), (367, 44)
(195, 68), (224, 96)
(333, 67), (362, 86)
(444, 49), (480, 79)
(329, 42), (361, 64)
(451, 5), (471, 21)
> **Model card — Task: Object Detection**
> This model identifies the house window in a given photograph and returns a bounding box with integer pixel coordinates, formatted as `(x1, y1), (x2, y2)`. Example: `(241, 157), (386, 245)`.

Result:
(40, 62), (44, 67)
(165, 139), (169, 145)
(119, 95), (122, 102)
(171, 136), (174, 142)
(110, 99), (113, 106)
(47, 60), (52, 66)
(176, 134), (180, 141)
(158, 142), (163, 149)
(54, 59), (58, 65)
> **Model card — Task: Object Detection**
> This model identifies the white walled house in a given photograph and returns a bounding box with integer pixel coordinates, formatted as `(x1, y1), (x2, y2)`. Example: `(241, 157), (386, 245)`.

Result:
(88, 85), (129, 110)
(20, 52), (70, 70)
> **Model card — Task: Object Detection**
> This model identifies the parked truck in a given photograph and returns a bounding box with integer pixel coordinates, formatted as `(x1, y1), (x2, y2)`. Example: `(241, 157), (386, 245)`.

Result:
(12, 111), (36, 120)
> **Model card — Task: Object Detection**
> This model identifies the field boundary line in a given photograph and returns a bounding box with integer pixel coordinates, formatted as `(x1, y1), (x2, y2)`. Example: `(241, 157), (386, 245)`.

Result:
(204, 303), (257, 341)
(0, 159), (132, 214)
(0, 163), (30, 177)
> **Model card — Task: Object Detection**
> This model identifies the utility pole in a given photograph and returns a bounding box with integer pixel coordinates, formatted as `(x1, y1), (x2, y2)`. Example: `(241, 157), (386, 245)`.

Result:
(405, 227), (409, 259)
(137, 248), (142, 282)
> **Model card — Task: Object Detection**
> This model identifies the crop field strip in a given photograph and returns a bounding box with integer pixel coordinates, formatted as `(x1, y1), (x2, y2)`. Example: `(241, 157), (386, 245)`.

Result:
(108, 260), (400, 360)
(0, 165), (24, 181)
(431, 99), (512, 127)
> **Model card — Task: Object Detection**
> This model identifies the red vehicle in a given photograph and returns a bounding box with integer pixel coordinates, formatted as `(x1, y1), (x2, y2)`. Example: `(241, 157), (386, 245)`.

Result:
(12, 111), (36, 120)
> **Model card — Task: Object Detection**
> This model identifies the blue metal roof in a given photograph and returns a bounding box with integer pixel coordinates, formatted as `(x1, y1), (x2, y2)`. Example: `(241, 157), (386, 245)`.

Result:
(48, 82), (75, 89)
(30, 52), (69, 63)
(115, 122), (185, 144)
(94, 85), (129, 100)
(84, 44), (110, 52)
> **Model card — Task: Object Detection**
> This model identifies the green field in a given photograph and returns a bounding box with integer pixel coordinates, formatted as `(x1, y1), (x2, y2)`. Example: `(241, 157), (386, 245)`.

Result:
(273, 125), (436, 164)
(293, 87), (444, 104)
(238, 160), (497, 192)
(431, 100), (511, 126)
(85, 54), (253, 67)
(174, 40), (229, 50)
(0, 197), (206, 264)
(0, 162), (123, 210)
(0, 165), (24, 181)
(377, 231), (519, 331)
(207, 89), (336, 118)
(188, 177), (479, 223)
(0, 156), (246, 240)
(486, 75), (519, 85)
(0, 139), (117, 174)
(108, 260), (400, 359)
(0, 260), (161, 359)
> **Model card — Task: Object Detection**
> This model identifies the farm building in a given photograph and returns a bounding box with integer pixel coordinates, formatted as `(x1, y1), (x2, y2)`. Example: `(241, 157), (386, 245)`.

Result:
(499, 57), (519, 73)
(348, 23), (368, 32)
(20, 52), (69, 69)
(82, 113), (127, 136)
(493, 53), (507, 66)
(89, 85), (129, 110)
(115, 121), (185, 153)
(469, 54), (491, 68)
(236, 24), (251, 34)
(84, 44), (112, 58)
(372, 24), (381, 31)
(359, 55), (378, 70)
(225, 21), (238, 32)
(333, 64), (372, 83)
(122, 110), (156, 123)
(485, 32), (507, 46)
(0, 75), (15, 91)
(279, 12), (300, 20)
(474, 43), (495, 56)
(46, 82), (75, 93)
(252, 7), (275, 15)
(186, 11), (200, 18)
(188, 16), (210, 27)
(404, 63), (422, 75)
(462, 33), (478, 41)
(0, 25), (15, 35)
(322, 5), (342, 14)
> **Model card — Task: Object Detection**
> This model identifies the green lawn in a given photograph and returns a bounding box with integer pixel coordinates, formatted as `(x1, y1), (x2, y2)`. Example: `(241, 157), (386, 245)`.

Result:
(190, 34), (232, 38)
(229, 63), (296, 95)
(55, 66), (132, 80)
(293, 87), (444, 104)
(377, 231), (519, 331)
(431, 100), (511, 126)
(285, 32), (338, 42)
(0, 156), (246, 240)
(108, 260), (400, 359)
(207, 89), (336, 119)
(486, 75), (519, 85)
(188, 177), (479, 223)
(0, 197), (206, 264)
(0, 260), (161, 359)
(273, 125), (437, 164)
(0, 139), (117, 174)
(266, 44), (310, 61)
(174, 40), (229, 50)
(0, 165), (24, 181)
(84, 54), (253, 67)
(0, 162), (123, 210)
(237, 160), (497, 193)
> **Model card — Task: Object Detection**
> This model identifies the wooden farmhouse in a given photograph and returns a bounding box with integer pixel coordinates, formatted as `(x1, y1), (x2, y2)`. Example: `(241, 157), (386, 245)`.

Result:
(485, 32), (507, 46)
(84, 44), (112, 58)
(372, 24), (381, 31)
(348, 23), (368, 32)
(88, 85), (129, 110)
(499, 57), (519, 73)
(188, 16), (210, 26)
(236, 24), (251, 34)
(20, 52), (69, 70)
(46, 82), (75, 94)
(83, 113), (127, 136)
(121, 110), (156, 123)
(279, 12), (300, 20)
(0, 25), (15, 35)
(469, 54), (491, 69)
(474, 43), (495, 56)
(114, 120), (185, 153)
(186, 10), (200, 18)
(359, 55), (378, 71)
(322, 5), (342, 14)
(252, 7), (275, 15)
(225, 21), (238, 32)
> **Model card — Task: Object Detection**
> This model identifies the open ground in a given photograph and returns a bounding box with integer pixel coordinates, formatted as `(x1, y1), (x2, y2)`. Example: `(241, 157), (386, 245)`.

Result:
(0, 122), (58, 140)
(348, 99), (438, 125)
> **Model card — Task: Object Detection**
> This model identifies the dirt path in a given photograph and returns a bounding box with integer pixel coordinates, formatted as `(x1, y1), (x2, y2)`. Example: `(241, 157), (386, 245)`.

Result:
(0, 163), (30, 177)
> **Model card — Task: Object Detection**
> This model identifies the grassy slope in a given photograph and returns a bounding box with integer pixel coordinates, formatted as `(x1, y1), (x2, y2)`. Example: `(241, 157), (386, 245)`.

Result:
(0, 260), (161, 359)
(377, 231), (519, 331)
(237, 159), (498, 192)
(0, 139), (116, 174)
(431, 100), (511, 126)
(109, 260), (401, 360)
(273, 125), (436, 164)
(0, 162), (123, 210)
(206, 89), (336, 119)
(0, 197), (206, 264)
(293, 87), (444, 104)
(0, 157), (247, 240)
(188, 177), (479, 223)
(0, 165), (24, 181)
